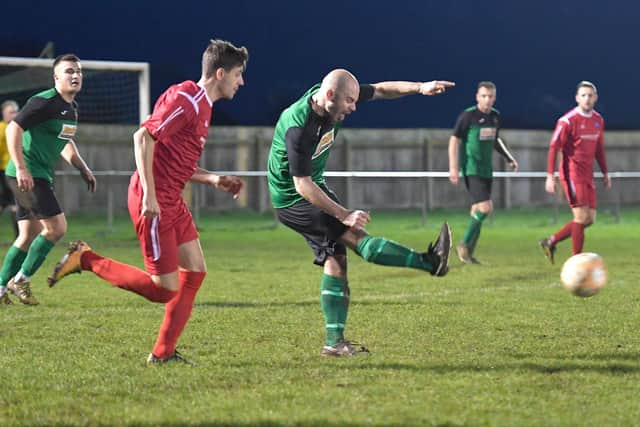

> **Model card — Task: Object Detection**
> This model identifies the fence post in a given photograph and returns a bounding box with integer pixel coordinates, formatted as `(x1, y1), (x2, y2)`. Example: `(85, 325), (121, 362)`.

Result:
(421, 134), (430, 226)
(107, 180), (114, 233)
(342, 136), (352, 209)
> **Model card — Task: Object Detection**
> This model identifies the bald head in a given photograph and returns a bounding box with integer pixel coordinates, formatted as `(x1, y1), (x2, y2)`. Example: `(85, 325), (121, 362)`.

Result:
(314, 69), (360, 122)
(321, 68), (359, 93)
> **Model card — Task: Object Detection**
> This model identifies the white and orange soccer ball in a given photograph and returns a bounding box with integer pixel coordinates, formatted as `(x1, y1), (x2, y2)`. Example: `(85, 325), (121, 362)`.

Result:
(560, 252), (607, 297)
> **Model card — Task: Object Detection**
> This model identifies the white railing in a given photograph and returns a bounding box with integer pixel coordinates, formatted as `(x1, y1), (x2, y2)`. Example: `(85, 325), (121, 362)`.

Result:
(53, 170), (637, 230)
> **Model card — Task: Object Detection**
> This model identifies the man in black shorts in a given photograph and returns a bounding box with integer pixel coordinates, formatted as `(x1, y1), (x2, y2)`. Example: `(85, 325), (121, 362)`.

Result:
(268, 69), (454, 356)
(0, 54), (96, 305)
(448, 81), (518, 264)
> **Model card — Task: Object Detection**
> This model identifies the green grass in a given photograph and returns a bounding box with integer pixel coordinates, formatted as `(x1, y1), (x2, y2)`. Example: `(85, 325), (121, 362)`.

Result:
(1, 208), (640, 426)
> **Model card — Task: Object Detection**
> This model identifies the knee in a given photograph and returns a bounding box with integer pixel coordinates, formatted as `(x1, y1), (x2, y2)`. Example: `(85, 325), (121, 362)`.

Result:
(324, 255), (347, 277)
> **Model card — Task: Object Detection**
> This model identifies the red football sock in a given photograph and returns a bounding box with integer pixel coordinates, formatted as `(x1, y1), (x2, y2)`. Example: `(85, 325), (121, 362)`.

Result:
(571, 222), (585, 255)
(551, 220), (573, 245)
(152, 270), (206, 359)
(81, 251), (175, 303)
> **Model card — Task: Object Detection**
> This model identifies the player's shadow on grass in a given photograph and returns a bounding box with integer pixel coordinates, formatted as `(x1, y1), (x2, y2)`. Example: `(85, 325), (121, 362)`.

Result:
(346, 360), (640, 375)
(196, 300), (317, 308)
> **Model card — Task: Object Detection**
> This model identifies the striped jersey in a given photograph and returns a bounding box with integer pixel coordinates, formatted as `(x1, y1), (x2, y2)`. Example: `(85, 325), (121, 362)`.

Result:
(137, 80), (212, 207)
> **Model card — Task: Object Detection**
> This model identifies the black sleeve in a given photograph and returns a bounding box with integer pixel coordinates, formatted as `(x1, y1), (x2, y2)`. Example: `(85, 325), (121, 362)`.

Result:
(452, 111), (470, 139)
(357, 84), (375, 103)
(285, 126), (315, 177)
(494, 137), (516, 163)
(13, 96), (49, 131)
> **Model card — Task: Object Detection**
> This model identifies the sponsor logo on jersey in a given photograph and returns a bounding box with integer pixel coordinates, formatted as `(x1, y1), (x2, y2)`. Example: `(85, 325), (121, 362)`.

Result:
(58, 123), (77, 140)
(312, 128), (335, 159)
(479, 127), (497, 140)
(580, 133), (600, 140)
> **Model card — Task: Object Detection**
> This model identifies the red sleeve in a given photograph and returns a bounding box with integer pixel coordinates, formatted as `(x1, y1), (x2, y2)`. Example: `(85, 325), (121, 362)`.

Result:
(547, 120), (568, 175)
(143, 86), (196, 142)
(595, 122), (608, 175)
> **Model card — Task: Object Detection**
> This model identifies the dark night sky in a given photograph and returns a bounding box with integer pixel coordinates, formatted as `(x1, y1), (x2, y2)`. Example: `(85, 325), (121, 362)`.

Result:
(1, 0), (636, 129)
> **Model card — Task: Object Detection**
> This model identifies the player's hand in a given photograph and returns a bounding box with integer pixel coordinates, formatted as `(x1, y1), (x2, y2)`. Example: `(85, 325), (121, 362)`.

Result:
(545, 175), (556, 194)
(509, 160), (519, 172)
(449, 169), (459, 185)
(603, 174), (612, 189)
(342, 210), (370, 230)
(141, 194), (161, 218)
(419, 80), (456, 96)
(16, 166), (34, 192)
(212, 175), (244, 199)
(80, 168), (97, 192)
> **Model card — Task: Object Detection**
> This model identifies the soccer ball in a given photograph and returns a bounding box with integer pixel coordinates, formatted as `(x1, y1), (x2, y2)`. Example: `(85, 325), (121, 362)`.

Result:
(560, 252), (607, 297)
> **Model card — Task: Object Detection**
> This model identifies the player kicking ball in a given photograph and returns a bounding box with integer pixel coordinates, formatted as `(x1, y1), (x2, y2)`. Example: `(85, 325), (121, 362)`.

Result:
(48, 40), (247, 365)
(267, 69), (454, 356)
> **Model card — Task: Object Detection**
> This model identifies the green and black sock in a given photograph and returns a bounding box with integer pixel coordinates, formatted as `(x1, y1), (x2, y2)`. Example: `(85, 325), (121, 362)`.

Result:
(20, 235), (55, 277)
(356, 235), (434, 272)
(0, 245), (28, 286)
(463, 212), (487, 254)
(321, 274), (350, 346)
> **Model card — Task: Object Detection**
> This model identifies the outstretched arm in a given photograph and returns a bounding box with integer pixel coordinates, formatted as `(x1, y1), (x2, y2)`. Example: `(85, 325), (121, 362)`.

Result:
(61, 140), (96, 192)
(370, 80), (455, 100)
(190, 167), (244, 199)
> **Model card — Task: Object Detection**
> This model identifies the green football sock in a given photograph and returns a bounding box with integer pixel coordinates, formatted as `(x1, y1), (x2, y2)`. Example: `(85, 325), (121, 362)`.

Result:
(321, 274), (349, 346)
(462, 212), (487, 252)
(0, 245), (28, 286)
(356, 235), (433, 272)
(20, 235), (56, 277)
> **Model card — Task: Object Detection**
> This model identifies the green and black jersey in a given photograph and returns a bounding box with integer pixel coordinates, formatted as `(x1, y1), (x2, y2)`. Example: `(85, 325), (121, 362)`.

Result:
(267, 84), (374, 208)
(6, 88), (78, 183)
(452, 106), (501, 178)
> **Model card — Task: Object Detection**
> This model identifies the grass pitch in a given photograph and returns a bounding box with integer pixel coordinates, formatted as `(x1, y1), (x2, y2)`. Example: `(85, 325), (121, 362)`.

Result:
(1, 208), (639, 426)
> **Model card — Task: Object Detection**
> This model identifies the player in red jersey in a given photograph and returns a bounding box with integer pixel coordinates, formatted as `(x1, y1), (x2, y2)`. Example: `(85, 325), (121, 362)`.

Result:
(47, 40), (248, 364)
(539, 81), (610, 264)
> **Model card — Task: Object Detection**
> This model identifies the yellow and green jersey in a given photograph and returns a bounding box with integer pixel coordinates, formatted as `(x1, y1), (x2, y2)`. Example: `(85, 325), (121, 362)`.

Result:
(6, 88), (78, 183)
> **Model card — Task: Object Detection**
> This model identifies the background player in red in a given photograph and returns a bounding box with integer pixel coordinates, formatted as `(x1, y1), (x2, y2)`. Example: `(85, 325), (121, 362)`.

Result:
(48, 39), (247, 364)
(539, 81), (610, 263)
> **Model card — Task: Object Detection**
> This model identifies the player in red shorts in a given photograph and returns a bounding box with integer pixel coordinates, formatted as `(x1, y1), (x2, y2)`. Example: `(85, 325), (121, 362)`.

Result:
(47, 40), (247, 364)
(539, 81), (610, 264)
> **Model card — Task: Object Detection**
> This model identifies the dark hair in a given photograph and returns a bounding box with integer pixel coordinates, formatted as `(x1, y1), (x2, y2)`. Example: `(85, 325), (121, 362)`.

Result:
(201, 39), (249, 78)
(477, 81), (496, 91)
(576, 80), (597, 94)
(53, 53), (80, 69)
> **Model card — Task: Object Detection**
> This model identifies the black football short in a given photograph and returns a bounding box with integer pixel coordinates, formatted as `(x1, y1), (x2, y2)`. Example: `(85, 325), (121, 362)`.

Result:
(0, 170), (15, 208)
(464, 175), (492, 204)
(276, 185), (348, 266)
(7, 177), (63, 220)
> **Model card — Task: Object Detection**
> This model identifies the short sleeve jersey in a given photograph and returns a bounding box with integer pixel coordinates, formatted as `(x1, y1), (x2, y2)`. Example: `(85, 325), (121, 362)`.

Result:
(0, 121), (9, 169)
(267, 84), (374, 208)
(548, 108), (606, 183)
(6, 88), (78, 182)
(452, 106), (501, 178)
(140, 80), (212, 207)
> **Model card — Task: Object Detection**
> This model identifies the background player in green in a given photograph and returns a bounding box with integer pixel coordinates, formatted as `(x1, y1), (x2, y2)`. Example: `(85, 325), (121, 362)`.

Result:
(448, 81), (517, 264)
(268, 69), (454, 356)
(0, 54), (96, 305)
